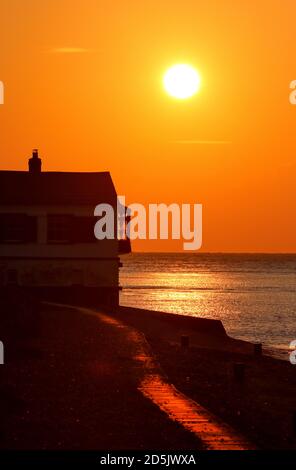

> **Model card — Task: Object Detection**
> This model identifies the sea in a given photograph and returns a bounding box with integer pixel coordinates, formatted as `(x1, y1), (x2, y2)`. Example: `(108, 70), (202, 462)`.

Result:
(119, 253), (296, 360)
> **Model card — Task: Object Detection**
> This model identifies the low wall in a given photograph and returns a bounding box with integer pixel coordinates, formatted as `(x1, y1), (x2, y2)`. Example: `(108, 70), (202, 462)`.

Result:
(116, 305), (226, 337)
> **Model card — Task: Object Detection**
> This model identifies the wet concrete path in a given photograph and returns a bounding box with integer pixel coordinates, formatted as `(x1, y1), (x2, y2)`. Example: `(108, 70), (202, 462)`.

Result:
(78, 306), (254, 450)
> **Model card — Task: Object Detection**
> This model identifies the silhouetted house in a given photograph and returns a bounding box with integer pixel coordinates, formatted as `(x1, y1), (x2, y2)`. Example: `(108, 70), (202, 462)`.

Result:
(0, 150), (130, 306)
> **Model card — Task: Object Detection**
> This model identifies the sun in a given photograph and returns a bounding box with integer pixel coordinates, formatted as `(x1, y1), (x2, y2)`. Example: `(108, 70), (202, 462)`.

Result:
(163, 64), (201, 99)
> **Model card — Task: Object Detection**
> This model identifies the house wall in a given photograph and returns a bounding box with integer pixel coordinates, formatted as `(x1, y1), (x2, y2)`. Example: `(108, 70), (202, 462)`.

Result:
(0, 259), (119, 287)
(0, 205), (120, 295)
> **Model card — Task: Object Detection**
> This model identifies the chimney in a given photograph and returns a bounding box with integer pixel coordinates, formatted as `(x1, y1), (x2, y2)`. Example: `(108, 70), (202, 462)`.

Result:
(28, 149), (42, 174)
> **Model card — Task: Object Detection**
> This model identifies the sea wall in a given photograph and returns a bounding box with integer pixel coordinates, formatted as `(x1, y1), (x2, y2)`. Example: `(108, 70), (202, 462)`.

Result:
(116, 306), (226, 337)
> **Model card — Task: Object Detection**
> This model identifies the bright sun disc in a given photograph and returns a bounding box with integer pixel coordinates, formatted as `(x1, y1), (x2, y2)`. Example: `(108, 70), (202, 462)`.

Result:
(164, 64), (201, 99)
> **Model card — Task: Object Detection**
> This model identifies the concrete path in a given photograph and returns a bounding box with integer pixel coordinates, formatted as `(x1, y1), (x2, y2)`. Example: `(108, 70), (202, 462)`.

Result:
(77, 306), (254, 450)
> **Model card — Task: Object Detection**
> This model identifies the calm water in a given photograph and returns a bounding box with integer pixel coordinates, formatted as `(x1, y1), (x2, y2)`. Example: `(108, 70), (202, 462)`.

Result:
(120, 253), (296, 358)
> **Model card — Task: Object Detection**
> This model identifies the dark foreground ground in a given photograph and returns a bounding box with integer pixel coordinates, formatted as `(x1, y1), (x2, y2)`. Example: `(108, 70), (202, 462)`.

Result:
(1, 297), (296, 450)
(0, 302), (199, 450)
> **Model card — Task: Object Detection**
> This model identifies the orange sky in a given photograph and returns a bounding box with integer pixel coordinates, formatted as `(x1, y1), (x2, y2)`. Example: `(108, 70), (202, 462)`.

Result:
(0, 0), (296, 252)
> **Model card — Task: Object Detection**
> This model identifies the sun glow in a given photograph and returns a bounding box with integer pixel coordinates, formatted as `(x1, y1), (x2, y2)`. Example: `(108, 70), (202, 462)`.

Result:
(163, 64), (201, 99)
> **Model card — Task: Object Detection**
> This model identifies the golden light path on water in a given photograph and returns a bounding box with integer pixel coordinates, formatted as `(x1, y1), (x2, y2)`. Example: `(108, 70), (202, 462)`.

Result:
(120, 253), (296, 357)
(76, 306), (254, 450)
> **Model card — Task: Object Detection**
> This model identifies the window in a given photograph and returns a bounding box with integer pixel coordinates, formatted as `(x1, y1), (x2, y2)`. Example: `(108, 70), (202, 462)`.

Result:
(47, 215), (72, 243)
(0, 214), (37, 244)
(73, 216), (96, 243)
(46, 215), (99, 244)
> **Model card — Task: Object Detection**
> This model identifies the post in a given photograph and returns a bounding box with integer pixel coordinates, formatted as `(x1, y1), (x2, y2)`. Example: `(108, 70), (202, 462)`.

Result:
(233, 363), (245, 384)
(293, 411), (296, 436)
(181, 335), (189, 349)
(254, 343), (262, 357)
(0, 341), (4, 365)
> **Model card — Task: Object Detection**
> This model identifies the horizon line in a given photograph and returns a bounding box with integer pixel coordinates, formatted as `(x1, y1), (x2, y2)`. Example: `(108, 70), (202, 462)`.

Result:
(125, 251), (296, 255)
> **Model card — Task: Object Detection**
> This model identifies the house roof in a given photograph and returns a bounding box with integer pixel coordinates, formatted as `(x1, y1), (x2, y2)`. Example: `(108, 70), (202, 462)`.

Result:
(0, 171), (117, 206)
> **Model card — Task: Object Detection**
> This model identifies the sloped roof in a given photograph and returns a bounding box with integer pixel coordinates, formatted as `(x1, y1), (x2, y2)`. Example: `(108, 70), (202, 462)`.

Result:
(0, 171), (117, 206)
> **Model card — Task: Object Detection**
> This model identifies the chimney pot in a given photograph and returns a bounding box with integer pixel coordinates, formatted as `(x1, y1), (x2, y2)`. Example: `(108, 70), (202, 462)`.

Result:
(28, 149), (42, 173)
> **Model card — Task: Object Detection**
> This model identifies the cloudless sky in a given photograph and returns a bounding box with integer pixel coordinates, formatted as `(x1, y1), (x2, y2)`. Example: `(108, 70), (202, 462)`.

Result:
(0, 0), (296, 251)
